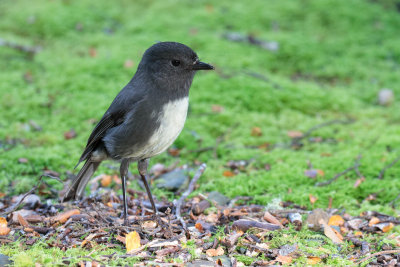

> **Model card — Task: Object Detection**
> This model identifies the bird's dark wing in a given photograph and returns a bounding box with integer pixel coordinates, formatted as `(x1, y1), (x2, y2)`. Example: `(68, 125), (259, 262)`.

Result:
(75, 109), (126, 167)
(75, 83), (146, 167)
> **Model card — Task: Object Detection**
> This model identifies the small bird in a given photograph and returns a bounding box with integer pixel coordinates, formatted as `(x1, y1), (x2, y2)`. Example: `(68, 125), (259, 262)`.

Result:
(62, 42), (213, 225)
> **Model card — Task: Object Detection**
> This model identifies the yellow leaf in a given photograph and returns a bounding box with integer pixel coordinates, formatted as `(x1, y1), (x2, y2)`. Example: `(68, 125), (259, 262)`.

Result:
(382, 223), (394, 233)
(319, 219), (343, 244)
(126, 231), (141, 252)
(368, 217), (380, 226)
(276, 255), (292, 264)
(354, 231), (363, 237)
(223, 170), (235, 177)
(195, 222), (204, 232)
(251, 127), (262, 136)
(53, 209), (80, 223)
(206, 246), (224, 257)
(0, 217), (7, 228)
(0, 227), (10, 236)
(307, 256), (322, 265)
(100, 175), (112, 187)
(328, 215), (344, 227)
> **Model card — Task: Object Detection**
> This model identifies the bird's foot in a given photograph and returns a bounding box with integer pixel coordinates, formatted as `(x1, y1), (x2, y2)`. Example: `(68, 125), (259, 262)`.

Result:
(119, 211), (130, 226)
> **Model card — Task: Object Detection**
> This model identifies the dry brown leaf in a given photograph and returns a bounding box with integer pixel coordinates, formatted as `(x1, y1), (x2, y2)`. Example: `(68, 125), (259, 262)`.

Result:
(53, 209), (80, 223)
(142, 221), (157, 229)
(353, 177), (365, 188)
(251, 127), (262, 136)
(328, 215), (344, 227)
(287, 130), (303, 138)
(115, 235), (126, 244)
(126, 231), (141, 253)
(309, 194), (318, 204)
(124, 59), (134, 68)
(307, 256), (322, 265)
(0, 217), (7, 228)
(64, 129), (77, 140)
(17, 213), (30, 228)
(276, 255), (293, 264)
(168, 147), (180, 157)
(24, 227), (34, 232)
(263, 211), (283, 228)
(382, 223), (394, 233)
(211, 105), (224, 113)
(0, 192), (5, 198)
(112, 174), (121, 184)
(223, 170), (235, 177)
(320, 219), (343, 244)
(354, 231), (363, 237)
(100, 175), (112, 187)
(0, 227), (10, 236)
(195, 222), (204, 232)
(368, 216), (380, 226)
(89, 47), (97, 57)
(205, 246), (224, 257)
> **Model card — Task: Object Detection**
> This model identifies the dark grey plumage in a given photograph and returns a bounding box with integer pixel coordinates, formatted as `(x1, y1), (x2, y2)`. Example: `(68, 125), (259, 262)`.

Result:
(62, 42), (213, 225)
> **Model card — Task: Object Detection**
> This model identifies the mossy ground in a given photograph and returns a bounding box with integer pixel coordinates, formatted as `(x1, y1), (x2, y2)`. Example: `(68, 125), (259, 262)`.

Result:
(1, 0), (400, 265)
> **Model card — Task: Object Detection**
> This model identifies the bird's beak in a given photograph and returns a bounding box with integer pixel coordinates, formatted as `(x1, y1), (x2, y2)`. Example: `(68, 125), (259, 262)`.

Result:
(192, 61), (214, 70)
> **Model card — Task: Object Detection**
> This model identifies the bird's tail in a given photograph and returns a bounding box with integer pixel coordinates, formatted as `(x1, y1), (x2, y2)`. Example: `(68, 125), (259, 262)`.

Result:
(62, 160), (101, 202)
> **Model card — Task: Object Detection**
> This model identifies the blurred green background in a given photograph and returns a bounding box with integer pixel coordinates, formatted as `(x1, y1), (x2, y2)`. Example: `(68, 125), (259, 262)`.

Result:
(1, 0), (400, 214)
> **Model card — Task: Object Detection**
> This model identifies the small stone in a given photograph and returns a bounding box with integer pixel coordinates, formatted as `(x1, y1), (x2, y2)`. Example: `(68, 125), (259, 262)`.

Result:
(207, 191), (230, 206)
(378, 88), (394, 106)
(155, 169), (189, 191)
(0, 254), (12, 266)
(150, 163), (165, 176)
(187, 260), (214, 267)
(279, 244), (297, 256)
(347, 218), (364, 230)
(23, 194), (41, 208)
(213, 255), (232, 267)
(12, 210), (37, 223)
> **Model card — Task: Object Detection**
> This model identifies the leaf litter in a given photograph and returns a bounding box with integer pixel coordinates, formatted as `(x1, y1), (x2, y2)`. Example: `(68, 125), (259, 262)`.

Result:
(0, 165), (400, 265)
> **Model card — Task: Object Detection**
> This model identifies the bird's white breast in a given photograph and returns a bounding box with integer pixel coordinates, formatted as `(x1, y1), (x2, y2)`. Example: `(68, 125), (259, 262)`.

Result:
(140, 97), (189, 158)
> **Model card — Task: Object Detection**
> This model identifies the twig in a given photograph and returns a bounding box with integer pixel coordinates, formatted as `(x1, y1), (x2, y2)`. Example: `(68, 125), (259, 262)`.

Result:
(356, 249), (400, 265)
(376, 154), (400, 179)
(315, 154), (362, 187)
(0, 38), (41, 57)
(174, 163), (207, 229)
(0, 174), (53, 216)
(292, 119), (355, 147)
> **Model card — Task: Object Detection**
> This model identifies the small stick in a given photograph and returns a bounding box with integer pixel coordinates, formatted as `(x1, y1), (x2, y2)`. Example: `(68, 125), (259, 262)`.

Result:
(291, 119), (354, 147)
(0, 38), (41, 56)
(175, 163), (206, 229)
(0, 174), (55, 216)
(356, 249), (400, 265)
(315, 154), (361, 187)
(376, 154), (400, 179)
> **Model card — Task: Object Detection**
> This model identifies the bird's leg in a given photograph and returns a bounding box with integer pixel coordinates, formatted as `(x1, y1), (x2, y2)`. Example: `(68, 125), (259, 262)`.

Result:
(138, 159), (158, 215)
(138, 159), (165, 227)
(120, 158), (130, 226)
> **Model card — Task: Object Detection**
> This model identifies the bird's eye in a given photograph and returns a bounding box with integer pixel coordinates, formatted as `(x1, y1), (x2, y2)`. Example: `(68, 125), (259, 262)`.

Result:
(171, 60), (180, 67)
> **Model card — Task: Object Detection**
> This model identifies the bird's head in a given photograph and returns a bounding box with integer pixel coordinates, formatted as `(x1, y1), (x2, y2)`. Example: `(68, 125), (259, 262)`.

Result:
(138, 42), (213, 89)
